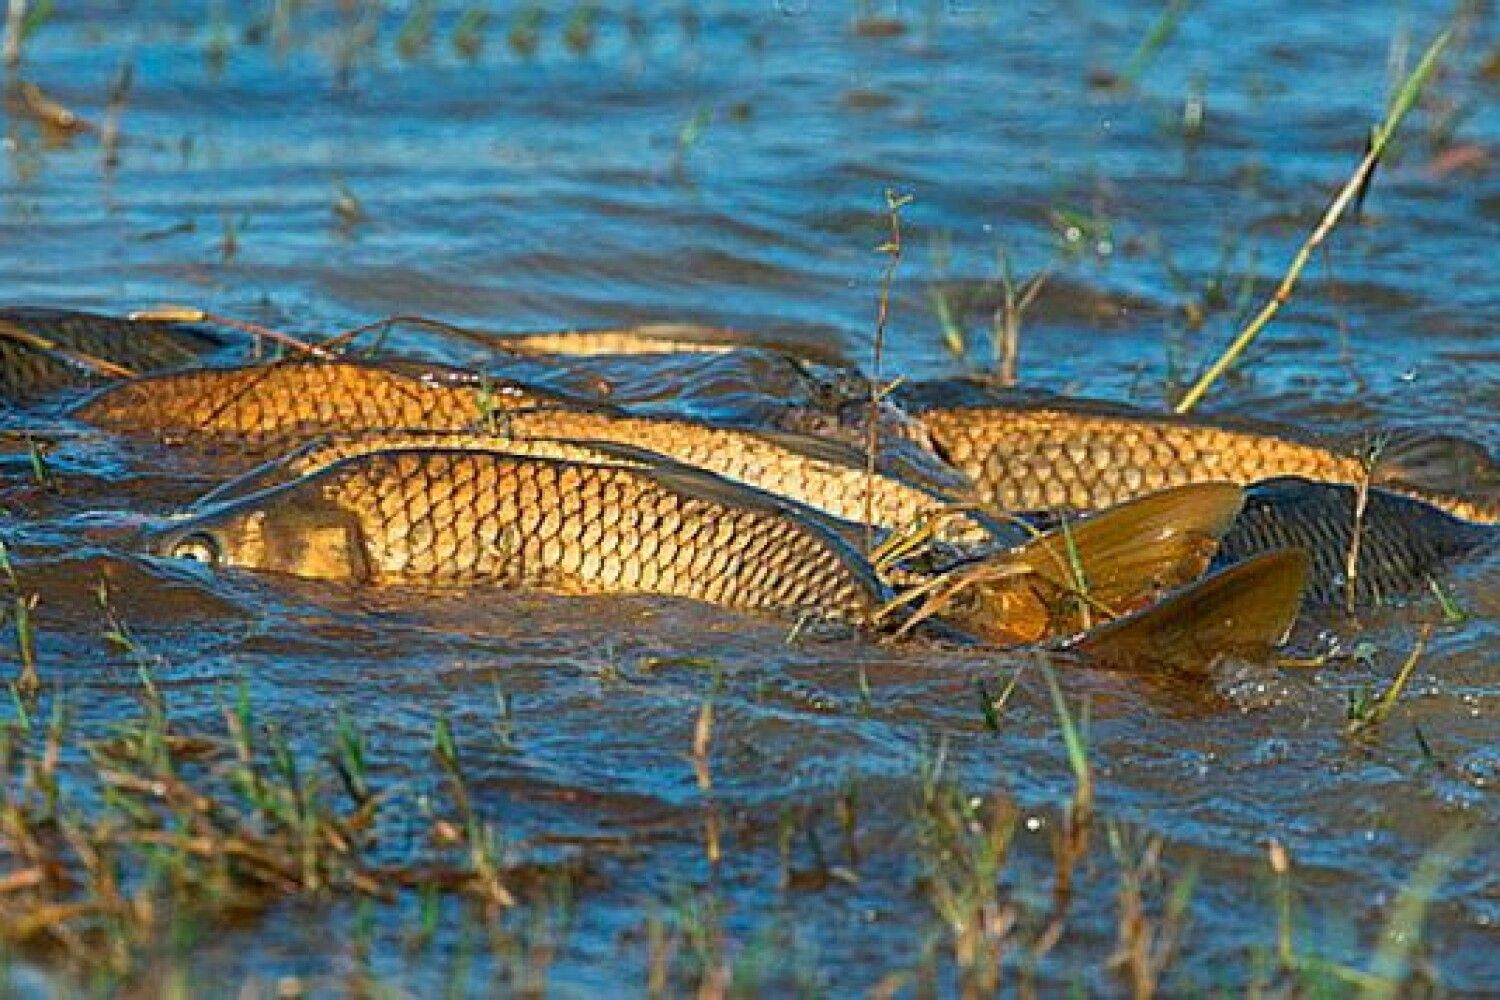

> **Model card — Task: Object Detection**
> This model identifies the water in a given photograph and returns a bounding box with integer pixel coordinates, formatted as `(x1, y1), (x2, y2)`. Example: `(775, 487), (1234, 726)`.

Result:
(1, 1), (1497, 993)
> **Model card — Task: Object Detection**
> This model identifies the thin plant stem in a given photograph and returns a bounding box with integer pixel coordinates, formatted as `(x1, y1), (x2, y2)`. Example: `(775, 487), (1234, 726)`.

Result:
(1175, 29), (1451, 414)
(865, 189), (913, 555)
(129, 306), (337, 359)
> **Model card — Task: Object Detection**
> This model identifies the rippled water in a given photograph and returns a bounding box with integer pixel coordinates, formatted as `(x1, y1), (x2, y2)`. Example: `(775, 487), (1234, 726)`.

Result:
(2, 1), (1498, 993)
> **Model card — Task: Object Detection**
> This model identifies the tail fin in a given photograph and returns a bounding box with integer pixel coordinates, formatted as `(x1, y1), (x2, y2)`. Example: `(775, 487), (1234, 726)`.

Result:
(1073, 549), (1309, 675)
(901, 483), (1245, 646)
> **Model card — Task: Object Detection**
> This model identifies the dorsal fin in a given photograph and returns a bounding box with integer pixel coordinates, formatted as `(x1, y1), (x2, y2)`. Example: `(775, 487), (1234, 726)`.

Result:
(752, 423), (977, 499)
(189, 437), (335, 509)
(746, 427), (872, 469)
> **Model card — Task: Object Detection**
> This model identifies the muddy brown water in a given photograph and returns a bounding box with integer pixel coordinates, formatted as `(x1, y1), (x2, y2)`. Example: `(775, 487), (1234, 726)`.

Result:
(1, 1), (1498, 993)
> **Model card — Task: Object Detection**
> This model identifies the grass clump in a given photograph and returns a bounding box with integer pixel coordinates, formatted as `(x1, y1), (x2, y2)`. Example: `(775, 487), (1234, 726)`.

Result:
(0, 680), (582, 991)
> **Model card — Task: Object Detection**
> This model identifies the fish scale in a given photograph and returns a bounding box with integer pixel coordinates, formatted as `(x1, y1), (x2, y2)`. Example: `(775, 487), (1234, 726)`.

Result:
(151, 449), (882, 616)
(918, 405), (1498, 523)
(73, 360), (567, 449)
(497, 409), (986, 542)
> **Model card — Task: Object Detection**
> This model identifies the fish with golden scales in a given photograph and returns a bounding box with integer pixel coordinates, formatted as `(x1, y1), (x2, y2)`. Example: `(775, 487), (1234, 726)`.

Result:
(913, 399), (1500, 525)
(0, 307), (229, 404)
(150, 448), (888, 616)
(69, 358), (590, 454)
(770, 378), (1497, 599)
(145, 446), (1299, 668)
(198, 410), (1000, 544)
(773, 374), (1498, 524)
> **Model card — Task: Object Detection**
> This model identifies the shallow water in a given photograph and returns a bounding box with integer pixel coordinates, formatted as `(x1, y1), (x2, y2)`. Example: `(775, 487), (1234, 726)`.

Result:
(1, 1), (1498, 993)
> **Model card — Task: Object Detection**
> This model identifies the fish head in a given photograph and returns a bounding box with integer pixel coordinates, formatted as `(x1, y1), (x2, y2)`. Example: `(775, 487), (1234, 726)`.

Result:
(145, 482), (372, 584)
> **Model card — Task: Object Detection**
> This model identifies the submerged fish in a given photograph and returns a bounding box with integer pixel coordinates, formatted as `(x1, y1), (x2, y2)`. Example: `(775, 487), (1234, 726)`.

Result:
(195, 412), (998, 543)
(0, 307), (227, 404)
(438, 321), (852, 368)
(1215, 477), (1495, 605)
(913, 398), (1500, 525)
(149, 448), (885, 615)
(71, 359), (585, 452)
(146, 447), (1297, 667)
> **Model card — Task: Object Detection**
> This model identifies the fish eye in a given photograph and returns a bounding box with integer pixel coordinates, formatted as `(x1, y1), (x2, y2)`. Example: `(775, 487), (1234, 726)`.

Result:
(170, 532), (221, 565)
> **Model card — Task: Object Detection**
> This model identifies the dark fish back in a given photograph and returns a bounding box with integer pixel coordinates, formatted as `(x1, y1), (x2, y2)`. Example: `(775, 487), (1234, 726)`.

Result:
(1213, 477), (1494, 605)
(0, 308), (227, 404)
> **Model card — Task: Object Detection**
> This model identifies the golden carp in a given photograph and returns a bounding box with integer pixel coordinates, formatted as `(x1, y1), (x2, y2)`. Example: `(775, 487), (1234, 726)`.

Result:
(148, 448), (883, 616)
(148, 448), (1281, 659)
(915, 400), (1500, 525)
(71, 359), (585, 451)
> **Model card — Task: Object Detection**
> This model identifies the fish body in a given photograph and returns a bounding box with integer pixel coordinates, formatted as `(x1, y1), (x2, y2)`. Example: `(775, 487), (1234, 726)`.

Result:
(151, 446), (1275, 660)
(176, 413), (999, 543)
(72, 359), (576, 450)
(1215, 477), (1495, 605)
(148, 448), (885, 618)
(914, 400), (1499, 525)
(0, 307), (226, 404)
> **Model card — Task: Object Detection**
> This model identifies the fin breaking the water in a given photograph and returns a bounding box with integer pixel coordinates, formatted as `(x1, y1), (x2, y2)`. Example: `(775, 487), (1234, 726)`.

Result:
(1071, 549), (1309, 675)
(898, 483), (1245, 646)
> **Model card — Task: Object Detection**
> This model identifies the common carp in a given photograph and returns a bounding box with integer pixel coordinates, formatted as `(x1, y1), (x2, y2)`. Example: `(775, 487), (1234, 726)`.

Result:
(150, 449), (882, 614)
(190, 414), (999, 544)
(433, 320), (852, 368)
(774, 375), (1498, 525)
(1216, 477), (1495, 605)
(146, 447), (1293, 664)
(0, 307), (228, 404)
(913, 398), (1500, 526)
(71, 359), (589, 452)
